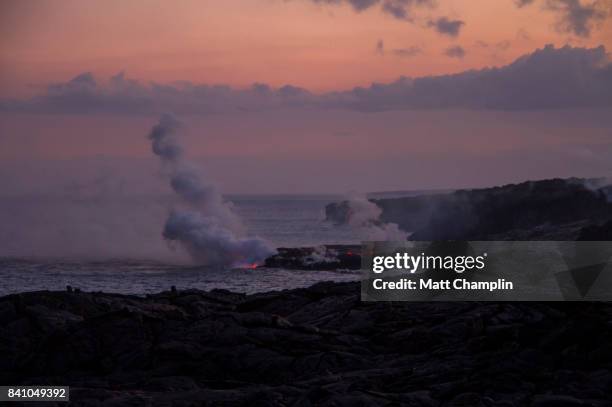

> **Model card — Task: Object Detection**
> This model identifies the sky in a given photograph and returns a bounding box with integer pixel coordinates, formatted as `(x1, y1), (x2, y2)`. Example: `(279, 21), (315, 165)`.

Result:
(1, 0), (612, 96)
(1, 0), (612, 193)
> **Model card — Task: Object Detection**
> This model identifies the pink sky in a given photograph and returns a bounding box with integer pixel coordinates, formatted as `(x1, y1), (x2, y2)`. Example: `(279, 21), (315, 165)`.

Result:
(1, 0), (611, 97)
(1, 0), (612, 193)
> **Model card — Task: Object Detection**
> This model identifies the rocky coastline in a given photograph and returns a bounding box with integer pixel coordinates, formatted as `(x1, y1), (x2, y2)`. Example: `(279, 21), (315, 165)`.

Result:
(326, 178), (612, 241)
(4, 176), (612, 406)
(3, 281), (612, 406)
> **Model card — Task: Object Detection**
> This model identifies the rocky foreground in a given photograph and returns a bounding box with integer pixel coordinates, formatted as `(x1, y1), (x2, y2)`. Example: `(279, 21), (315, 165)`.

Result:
(2, 282), (612, 406)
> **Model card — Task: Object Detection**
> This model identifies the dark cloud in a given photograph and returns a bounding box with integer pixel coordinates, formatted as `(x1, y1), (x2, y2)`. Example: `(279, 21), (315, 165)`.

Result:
(2, 45), (611, 114)
(311, 0), (379, 12)
(515, 0), (536, 7)
(545, 0), (608, 37)
(330, 44), (612, 110)
(444, 45), (466, 58)
(428, 17), (465, 37)
(381, 0), (410, 20)
(346, 0), (379, 11)
(309, 0), (434, 21)
(515, 0), (609, 37)
(0, 75), (313, 115)
(310, 1), (467, 36)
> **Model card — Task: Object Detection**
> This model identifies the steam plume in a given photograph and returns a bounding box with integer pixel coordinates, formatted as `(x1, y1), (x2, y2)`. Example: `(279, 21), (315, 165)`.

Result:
(149, 114), (275, 267)
(345, 192), (408, 240)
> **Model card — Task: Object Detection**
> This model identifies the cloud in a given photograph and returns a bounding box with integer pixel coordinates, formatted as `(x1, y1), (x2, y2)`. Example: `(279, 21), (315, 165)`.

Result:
(309, 1), (467, 36)
(428, 17), (465, 37)
(546, 0), (608, 37)
(444, 45), (466, 58)
(308, 0), (434, 21)
(381, 0), (411, 20)
(2, 45), (612, 113)
(515, 0), (536, 7)
(515, 0), (609, 37)
(327, 44), (612, 110)
(313, 0), (379, 12)
(1, 75), (313, 115)
(345, 0), (380, 11)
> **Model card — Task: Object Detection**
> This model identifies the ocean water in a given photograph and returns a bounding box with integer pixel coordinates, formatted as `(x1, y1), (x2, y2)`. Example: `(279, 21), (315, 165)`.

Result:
(0, 195), (367, 296)
(230, 194), (361, 247)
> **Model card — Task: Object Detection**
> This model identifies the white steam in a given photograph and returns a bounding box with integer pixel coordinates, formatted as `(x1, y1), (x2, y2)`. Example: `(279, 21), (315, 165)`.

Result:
(345, 192), (408, 241)
(149, 114), (275, 267)
(581, 177), (612, 202)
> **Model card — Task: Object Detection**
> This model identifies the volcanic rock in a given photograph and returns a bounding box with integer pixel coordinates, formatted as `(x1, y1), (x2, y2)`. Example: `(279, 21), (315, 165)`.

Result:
(2, 283), (612, 406)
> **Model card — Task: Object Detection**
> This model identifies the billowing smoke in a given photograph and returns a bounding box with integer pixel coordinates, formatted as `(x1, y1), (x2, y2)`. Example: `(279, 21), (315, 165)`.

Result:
(580, 177), (612, 202)
(148, 114), (275, 267)
(345, 192), (408, 240)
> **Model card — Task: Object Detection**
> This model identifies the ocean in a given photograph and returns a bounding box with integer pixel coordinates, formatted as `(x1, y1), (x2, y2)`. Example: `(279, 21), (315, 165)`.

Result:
(0, 195), (368, 296)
